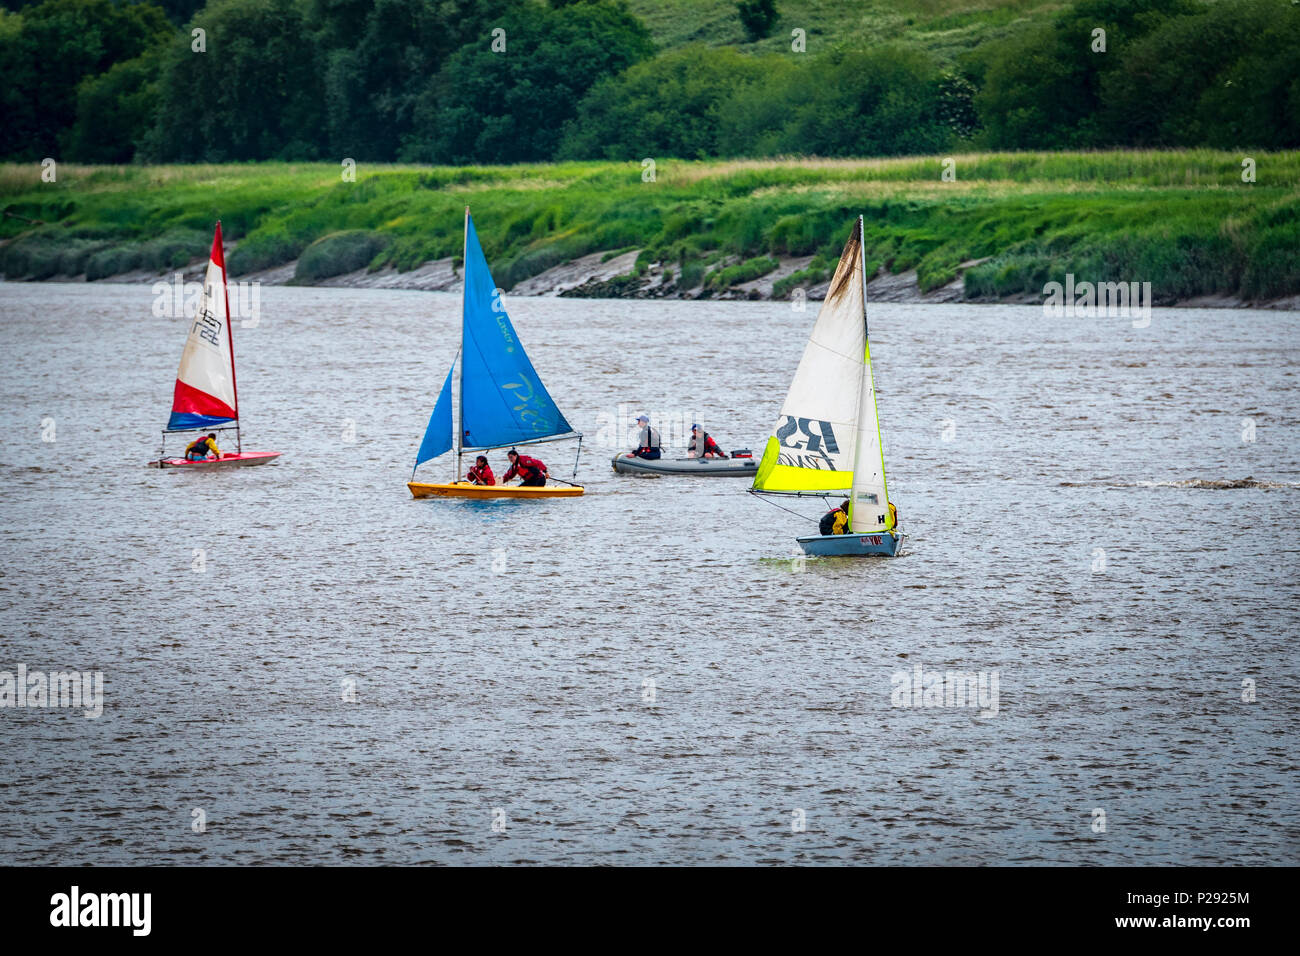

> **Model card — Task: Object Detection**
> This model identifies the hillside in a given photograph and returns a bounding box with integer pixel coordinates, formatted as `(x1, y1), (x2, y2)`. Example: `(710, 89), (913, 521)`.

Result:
(624, 0), (1061, 58)
(3, 150), (1297, 306)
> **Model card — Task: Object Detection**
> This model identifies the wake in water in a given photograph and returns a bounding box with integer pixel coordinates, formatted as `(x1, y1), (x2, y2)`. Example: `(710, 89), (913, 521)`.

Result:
(1059, 477), (1299, 490)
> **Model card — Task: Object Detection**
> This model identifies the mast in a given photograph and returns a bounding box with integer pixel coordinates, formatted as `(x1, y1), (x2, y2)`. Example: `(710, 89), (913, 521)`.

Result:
(454, 205), (468, 482)
(865, 217), (889, 514)
(217, 220), (241, 455)
(847, 215), (890, 532)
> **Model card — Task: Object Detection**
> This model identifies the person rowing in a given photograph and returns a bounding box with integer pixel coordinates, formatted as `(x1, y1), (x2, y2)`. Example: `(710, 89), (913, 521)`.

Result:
(502, 449), (548, 487)
(185, 432), (221, 461)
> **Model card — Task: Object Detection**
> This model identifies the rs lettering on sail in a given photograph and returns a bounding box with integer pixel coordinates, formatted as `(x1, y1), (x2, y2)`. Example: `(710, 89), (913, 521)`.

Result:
(777, 451), (835, 470)
(775, 416), (840, 453)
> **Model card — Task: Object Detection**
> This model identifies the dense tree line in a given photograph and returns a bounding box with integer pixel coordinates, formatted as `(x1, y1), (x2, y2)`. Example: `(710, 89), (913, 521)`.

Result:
(0, 0), (1295, 164)
(970, 0), (1300, 149)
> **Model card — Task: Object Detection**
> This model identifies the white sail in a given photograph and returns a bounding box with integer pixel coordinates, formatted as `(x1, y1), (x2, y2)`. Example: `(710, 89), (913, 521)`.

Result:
(751, 222), (866, 494)
(848, 338), (890, 532)
(848, 216), (891, 533)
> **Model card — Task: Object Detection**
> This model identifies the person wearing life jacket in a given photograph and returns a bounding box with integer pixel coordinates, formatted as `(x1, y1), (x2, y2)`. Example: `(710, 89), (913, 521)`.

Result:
(502, 449), (548, 487)
(625, 414), (662, 460)
(185, 433), (221, 461)
(687, 424), (727, 459)
(465, 455), (495, 486)
(819, 499), (851, 536)
(887, 501), (898, 532)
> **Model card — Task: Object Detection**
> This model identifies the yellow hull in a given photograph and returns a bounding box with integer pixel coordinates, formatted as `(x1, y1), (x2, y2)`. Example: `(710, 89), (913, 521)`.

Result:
(407, 481), (585, 499)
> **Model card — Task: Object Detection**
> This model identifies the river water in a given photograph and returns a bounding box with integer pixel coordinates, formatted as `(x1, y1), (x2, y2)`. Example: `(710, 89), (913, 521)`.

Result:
(0, 281), (1296, 865)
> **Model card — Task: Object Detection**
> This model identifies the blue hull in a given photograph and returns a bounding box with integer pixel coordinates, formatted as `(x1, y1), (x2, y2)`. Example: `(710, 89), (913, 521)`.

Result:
(796, 531), (902, 557)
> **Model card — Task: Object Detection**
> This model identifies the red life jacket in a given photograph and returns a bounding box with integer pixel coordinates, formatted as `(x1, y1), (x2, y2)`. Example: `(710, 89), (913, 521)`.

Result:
(508, 455), (545, 481)
(691, 432), (724, 456)
(467, 463), (495, 485)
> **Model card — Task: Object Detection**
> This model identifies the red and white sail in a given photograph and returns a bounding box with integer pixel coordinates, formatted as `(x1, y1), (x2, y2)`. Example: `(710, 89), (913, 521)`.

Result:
(167, 223), (238, 431)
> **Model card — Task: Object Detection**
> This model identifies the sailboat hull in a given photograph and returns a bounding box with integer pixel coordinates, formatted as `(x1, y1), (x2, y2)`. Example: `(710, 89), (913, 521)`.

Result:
(612, 454), (757, 477)
(796, 531), (901, 557)
(408, 481), (584, 499)
(154, 452), (281, 469)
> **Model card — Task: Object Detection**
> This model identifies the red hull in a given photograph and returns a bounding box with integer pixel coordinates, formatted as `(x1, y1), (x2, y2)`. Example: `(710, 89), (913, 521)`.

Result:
(153, 452), (281, 469)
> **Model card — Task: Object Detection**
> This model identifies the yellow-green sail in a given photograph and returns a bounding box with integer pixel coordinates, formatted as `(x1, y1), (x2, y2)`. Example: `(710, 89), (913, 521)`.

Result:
(752, 437), (854, 492)
(751, 220), (869, 497)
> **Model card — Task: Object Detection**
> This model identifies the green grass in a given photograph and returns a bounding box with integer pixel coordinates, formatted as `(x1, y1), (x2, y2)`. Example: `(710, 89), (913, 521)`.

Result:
(624, 0), (1058, 58)
(2, 150), (1297, 301)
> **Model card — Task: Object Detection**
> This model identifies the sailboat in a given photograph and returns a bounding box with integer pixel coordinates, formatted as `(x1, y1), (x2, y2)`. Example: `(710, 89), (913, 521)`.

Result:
(750, 216), (901, 556)
(407, 208), (584, 499)
(153, 222), (280, 469)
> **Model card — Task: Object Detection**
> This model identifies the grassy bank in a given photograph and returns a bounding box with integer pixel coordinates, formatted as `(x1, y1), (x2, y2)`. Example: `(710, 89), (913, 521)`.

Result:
(2, 151), (1298, 303)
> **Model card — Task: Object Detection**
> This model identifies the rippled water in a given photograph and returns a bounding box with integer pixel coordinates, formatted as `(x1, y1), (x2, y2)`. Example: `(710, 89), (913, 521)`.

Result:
(1, 281), (1297, 865)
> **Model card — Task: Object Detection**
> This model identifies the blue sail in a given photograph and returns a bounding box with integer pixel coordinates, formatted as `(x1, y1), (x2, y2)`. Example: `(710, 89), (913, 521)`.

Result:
(415, 364), (454, 467)
(460, 214), (575, 450)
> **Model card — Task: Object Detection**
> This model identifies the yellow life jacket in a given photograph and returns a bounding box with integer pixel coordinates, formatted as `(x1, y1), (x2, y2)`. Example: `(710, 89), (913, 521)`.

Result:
(887, 501), (898, 531)
(831, 510), (851, 535)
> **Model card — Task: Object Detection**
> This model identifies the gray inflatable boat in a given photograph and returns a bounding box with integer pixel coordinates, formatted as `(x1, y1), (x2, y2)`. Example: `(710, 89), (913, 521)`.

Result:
(611, 454), (758, 477)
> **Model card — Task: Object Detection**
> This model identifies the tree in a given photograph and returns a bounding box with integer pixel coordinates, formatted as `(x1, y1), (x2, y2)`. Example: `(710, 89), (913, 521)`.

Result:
(0, 0), (170, 159)
(64, 48), (164, 162)
(148, 0), (324, 161)
(559, 47), (772, 160)
(972, 0), (1198, 149)
(405, 0), (654, 164)
(311, 0), (514, 161)
(1099, 0), (1300, 147)
(151, 0), (206, 24)
(737, 0), (777, 42)
(717, 45), (952, 157)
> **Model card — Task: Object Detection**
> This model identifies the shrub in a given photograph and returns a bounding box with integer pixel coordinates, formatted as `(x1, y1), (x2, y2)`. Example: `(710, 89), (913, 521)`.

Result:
(772, 259), (831, 298)
(227, 230), (302, 276)
(705, 255), (779, 289)
(677, 260), (706, 290)
(294, 230), (390, 281)
(84, 245), (144, 280)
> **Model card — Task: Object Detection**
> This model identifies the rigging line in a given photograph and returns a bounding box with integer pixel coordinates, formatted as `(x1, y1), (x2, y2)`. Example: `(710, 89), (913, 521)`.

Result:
(747, 489), (830, 524)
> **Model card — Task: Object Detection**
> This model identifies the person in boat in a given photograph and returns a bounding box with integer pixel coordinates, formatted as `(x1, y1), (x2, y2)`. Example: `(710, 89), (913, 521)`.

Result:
(819, 499), (851, 536)
(185, 433), (221, 461)
(686, 424), (727, 459)
(625, 414), (662, 460)
(465, 455), (495, 486)
(502, 449), (549, 487)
